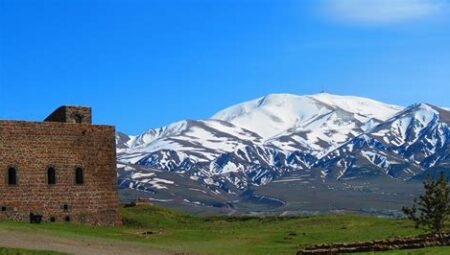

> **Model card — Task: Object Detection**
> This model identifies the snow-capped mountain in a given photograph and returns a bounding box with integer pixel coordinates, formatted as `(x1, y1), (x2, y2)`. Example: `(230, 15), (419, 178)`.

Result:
(316, 103), (450, 180)
(117, 93), (450, 195)
(118, 119), (263, 164)
(212, 93), (402, 156)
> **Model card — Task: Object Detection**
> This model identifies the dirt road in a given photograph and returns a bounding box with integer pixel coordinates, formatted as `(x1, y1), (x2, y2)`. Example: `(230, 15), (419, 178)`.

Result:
(0, 229), (173, 255)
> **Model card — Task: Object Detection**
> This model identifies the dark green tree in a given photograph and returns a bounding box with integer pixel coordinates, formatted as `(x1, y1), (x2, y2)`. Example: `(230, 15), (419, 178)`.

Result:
(402, 172), (450, 235)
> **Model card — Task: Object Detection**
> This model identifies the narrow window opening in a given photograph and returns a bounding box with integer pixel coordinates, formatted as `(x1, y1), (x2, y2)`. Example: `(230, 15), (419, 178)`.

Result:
(1, 207), (6, 212)
(65, 216), (70, 222)
(63, 204), (69, 211)
(47, 167), (56, 185)
(7, 167), (17, 185)
(30, 213), (42, 224)
(75, 168), (84, 185)
(73, 113), (84, 123)
(50, 217), (56, 222)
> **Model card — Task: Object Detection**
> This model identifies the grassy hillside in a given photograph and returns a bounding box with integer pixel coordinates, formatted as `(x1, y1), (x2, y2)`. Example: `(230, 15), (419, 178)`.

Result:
(1, 204), (449, 254)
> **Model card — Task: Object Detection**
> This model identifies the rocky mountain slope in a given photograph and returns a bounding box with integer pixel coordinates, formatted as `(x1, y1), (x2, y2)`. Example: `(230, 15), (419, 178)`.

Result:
(116, 93), (450, 214)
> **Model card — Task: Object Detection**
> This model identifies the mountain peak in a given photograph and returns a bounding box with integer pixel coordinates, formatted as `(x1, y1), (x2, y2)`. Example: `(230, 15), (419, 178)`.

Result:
(211, 93), (403, 139)
(409, 102), (436, 111)
(391, 103), (440, 121)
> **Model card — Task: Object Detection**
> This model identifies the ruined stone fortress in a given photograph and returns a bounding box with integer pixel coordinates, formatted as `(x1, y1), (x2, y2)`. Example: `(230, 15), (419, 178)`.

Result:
(0, 106), (121, 226)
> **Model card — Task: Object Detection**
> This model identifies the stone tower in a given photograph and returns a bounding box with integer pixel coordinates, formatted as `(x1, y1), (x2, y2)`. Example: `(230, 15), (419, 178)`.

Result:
(0, 106), (121, 226)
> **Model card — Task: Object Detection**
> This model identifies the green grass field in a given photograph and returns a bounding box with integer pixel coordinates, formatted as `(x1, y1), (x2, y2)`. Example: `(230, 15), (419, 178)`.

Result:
(0, 247), (67, 255)
(1, 204), (449, 254)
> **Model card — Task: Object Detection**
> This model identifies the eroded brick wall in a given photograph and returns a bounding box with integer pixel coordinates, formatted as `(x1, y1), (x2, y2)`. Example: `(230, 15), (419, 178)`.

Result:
(0, 120), (121, 226)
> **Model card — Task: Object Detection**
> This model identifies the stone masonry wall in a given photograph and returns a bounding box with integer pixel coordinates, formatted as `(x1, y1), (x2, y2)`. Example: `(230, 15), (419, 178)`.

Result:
(44, 106), (92, 124)
(0, 119), (121, 226)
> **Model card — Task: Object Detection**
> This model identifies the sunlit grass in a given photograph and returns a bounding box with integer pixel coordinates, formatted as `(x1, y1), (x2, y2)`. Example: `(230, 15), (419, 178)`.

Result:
(1, 205), (449, 255)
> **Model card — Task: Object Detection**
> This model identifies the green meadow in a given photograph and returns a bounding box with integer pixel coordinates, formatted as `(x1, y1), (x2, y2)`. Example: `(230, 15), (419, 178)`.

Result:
(1, 204), (449, 254)
(0, 248), (67, 255)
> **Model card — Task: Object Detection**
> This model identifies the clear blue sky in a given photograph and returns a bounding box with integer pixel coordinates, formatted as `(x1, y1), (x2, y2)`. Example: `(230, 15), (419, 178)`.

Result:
(1, 0), (450, 134)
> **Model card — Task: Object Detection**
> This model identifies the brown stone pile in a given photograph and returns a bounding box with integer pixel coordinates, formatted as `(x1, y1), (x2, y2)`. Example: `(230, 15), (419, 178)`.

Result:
(297, 233), (450, 254)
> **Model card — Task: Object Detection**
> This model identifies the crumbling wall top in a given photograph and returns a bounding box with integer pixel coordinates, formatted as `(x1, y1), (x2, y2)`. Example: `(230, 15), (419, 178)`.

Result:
(44, 106), (92, 124)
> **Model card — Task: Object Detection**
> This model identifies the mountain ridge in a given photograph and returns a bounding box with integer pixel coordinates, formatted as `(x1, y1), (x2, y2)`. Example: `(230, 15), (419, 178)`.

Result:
(117, 93), (450, 206)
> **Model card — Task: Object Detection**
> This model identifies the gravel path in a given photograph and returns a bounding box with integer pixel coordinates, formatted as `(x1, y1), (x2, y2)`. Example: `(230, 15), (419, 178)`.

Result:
(0, 229), (174, 255)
